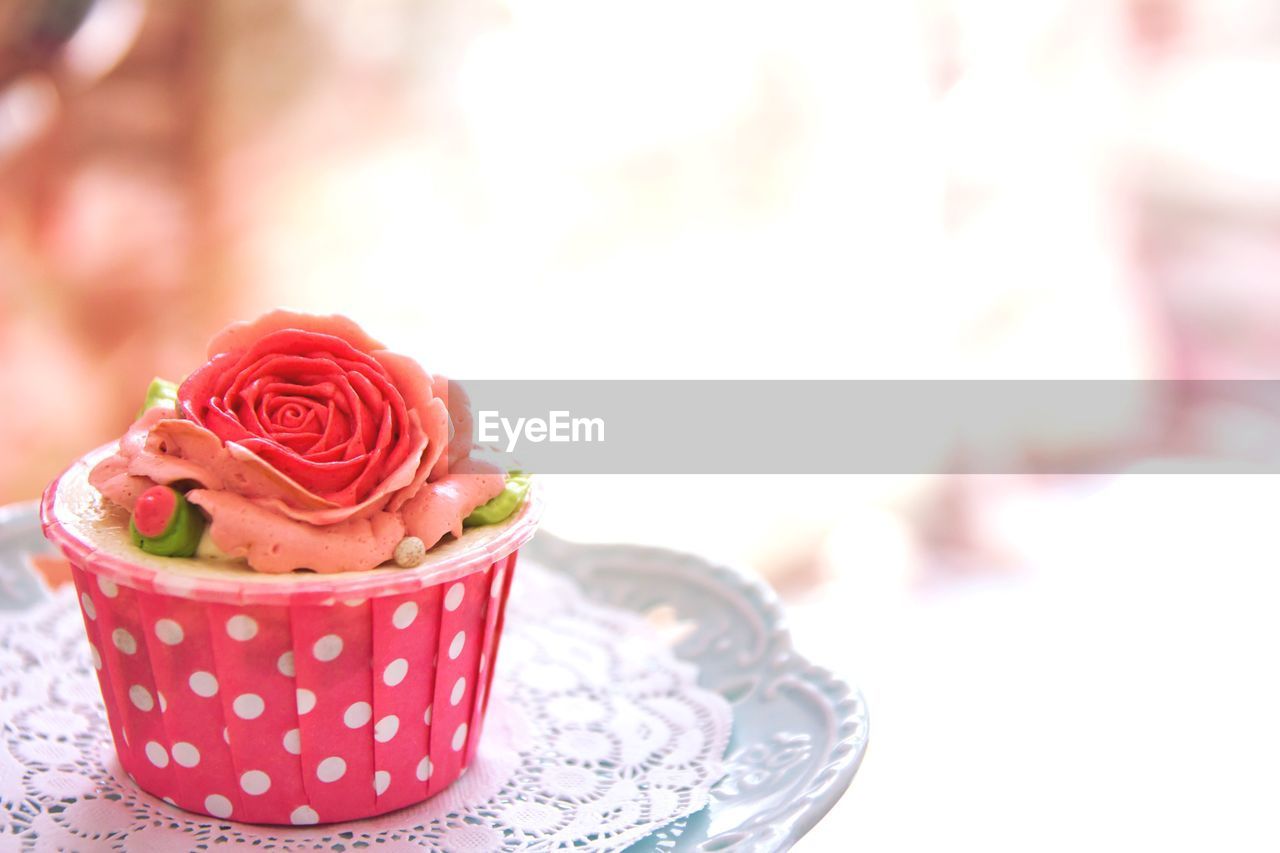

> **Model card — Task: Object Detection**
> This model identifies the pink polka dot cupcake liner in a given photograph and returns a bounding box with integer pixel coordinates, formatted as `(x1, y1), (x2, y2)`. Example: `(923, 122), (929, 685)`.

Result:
(40, 449), (541, 826)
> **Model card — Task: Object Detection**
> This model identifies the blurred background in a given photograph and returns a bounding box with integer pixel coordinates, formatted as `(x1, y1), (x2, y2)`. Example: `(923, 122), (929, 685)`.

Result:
(4, 0), (1280, 848)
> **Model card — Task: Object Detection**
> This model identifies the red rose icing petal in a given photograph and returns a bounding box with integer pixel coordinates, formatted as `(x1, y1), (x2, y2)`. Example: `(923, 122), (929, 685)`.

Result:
(87, 310), (506, 573)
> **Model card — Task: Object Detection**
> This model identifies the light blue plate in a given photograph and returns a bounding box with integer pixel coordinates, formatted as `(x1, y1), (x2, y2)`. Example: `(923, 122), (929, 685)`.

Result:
(0, 502), (868, 851)
(529, 535), (868, 851)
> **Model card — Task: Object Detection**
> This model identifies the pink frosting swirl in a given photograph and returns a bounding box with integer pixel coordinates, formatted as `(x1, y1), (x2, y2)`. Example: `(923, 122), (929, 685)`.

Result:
(88, 311), (505, 573)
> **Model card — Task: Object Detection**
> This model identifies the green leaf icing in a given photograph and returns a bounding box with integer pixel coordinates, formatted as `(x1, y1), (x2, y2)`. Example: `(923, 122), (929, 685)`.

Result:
(464, 470), (530, 528)
(138, 377), (179, 417)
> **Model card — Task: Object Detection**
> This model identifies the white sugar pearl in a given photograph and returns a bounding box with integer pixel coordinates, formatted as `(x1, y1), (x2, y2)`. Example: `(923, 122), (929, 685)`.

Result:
(205, 794), (233, 818)
(154, 619), (183, 645)
(393, 536), (426, 568)
(240, 770), (271, 795)
(225, 614), (258, 641)
(312, 634), (343, 662)
(172, 742), (200, 767)
(189, 671), (218, 697)
(291, 805), (318, 825)
(233, 693), (264, 720)
(129, 685), (154, 712)
(344, 701), (372, 728)
(392, 601), (418, 629)
(316, 756), (346, 782)
(374, 715), (399, 743)
(383, 658), (408, 687)
(145, 741), (168, 767)
(444, 582), (465, 611)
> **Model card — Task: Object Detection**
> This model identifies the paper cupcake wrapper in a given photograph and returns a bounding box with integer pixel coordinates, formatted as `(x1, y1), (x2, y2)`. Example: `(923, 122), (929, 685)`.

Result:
(62, 548), (518, 825)
(40, 448), (538, 825)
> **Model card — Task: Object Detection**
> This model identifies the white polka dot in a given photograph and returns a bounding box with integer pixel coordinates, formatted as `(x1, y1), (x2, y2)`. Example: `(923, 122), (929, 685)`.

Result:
(145, 741), (168, 767)
(448, 631), (465, 660)
(121, 728), (129, 746)
(172, 742), (200, 767)
(277, 650), (295, 677)
(129, 684), (154, 712)
(491, 567), (505, 597)
(189, 671), (218, 697)
(154, 618), (183, 645)
(282, 728), (301, 754)
(452, 722), (468, 751)
(233, 693), (264, 720)
(383, 658), (408, 687)
(392, 601), (418, 629)
(444, 582), (465, 611)
(296, 688), (316, 715)
(374, 770), (391, 795)
(158, 692), (167, 713)
(97, 576), (118, 598)
(222, 727), (229, 744)
(450, 677), (467, 706)
(312, 634), (343, 662)
(204, 794), (232, 818)
(342, 598), (365, 607)
(112, 628), (137, 655)
(225, 614), (258, 641)
(80, 593), (96, 620)
(424, 704), (432, 725)
(240, 770), (271, 795)
(89, 644), (101, 670)
(316, 756), (346, 782)
(416, 755), (432, 781)
(343, 701), (372, 728)
(479, 653), (487, 672)
(374, 715), (399, 743)
(290, 805), (318, 825)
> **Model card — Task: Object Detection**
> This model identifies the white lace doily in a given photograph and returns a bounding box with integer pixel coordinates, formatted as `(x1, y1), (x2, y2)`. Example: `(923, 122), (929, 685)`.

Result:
(0, 560), (732, 851)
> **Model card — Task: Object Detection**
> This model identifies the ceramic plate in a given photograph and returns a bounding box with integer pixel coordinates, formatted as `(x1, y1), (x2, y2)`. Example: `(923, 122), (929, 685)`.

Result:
(0, 502), (868, 851)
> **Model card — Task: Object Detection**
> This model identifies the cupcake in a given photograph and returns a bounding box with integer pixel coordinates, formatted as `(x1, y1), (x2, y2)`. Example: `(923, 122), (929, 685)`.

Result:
(39, 311), (540, 825)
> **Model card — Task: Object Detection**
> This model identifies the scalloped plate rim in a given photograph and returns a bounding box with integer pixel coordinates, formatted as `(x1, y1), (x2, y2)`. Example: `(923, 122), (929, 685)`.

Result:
(524, 532), (869, 851)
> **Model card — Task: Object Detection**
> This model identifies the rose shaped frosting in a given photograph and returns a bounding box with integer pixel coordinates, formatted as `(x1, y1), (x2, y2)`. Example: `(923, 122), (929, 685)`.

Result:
(88, 311), (505, 573)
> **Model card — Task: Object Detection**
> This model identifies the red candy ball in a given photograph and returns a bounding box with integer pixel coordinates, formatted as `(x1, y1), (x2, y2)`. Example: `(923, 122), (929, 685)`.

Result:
(133, 485), (178, 538)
